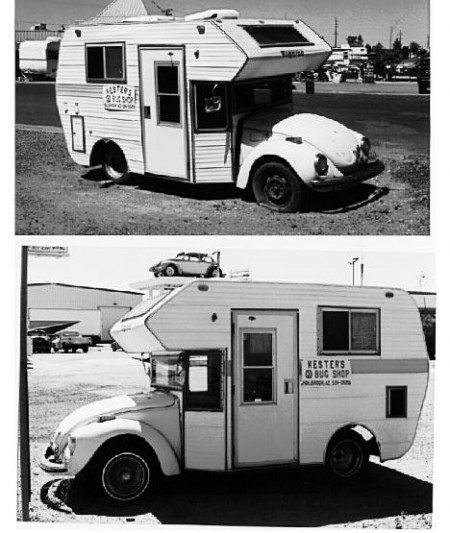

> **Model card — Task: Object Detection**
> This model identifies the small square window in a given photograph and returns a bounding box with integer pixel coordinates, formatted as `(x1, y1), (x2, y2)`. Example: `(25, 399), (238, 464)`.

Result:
(386, 386), (407, 418)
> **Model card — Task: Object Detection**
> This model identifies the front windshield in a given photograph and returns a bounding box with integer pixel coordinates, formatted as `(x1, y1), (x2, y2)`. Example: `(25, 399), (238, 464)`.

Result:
(233, 76), (292, 114)
(151, 353), (186, 391)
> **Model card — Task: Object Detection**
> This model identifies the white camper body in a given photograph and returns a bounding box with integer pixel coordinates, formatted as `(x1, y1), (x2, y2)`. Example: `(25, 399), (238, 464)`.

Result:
(55, 10), (384, 212)
(42, 279), (428, 502)
(19, 38), (61, 79)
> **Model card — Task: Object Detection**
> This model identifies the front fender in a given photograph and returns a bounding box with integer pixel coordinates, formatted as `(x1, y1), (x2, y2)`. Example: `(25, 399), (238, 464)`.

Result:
(68, 417), (181, 477)
(236, 139), (335, 190)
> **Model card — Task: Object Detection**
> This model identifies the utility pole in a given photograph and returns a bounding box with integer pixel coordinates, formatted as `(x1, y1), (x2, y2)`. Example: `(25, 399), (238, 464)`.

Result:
(334, 17), (338, 48)
(348, 257), (359, 286)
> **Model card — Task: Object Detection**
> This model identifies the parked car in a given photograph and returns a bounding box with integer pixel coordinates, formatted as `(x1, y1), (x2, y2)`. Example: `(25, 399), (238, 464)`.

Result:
(28, 329), (52, 353)
(52, 331), (91, 353)
(149, 251), (224, 278)
(417, 53), (430, 94)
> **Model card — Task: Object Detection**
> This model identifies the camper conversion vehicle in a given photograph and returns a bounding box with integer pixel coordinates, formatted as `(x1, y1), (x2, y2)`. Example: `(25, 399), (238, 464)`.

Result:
(41, 279), (428, 503)
(56, 9), (384, 212)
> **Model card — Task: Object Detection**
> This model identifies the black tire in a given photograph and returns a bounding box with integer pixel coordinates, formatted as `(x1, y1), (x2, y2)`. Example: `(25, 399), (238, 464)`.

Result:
(326, 432), (368, 479)
(207, 267), (222, 278)
(53, 346), (59, 353)
(82, 346), (88, 353)
(64, 347), (69, 353)
(102, 144), (132, 184)
(163, 264), (178, 277)
(94, 440), (159, 503)
(252, 161), (306, 213)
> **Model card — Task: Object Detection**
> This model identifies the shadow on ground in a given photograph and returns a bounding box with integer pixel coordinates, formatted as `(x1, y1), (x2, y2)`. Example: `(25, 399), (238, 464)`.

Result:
(46, 463), (432, 527)
(82, 168), (389, 213)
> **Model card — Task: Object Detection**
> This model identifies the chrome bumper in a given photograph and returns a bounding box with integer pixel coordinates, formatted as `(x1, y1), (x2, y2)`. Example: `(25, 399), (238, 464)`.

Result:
(40, 444), (67, 473)
(310, 160), (385, 192)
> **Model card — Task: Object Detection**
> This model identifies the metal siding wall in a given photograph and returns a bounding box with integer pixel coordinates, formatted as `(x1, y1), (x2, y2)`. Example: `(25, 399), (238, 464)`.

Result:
(28, 284), (142, 310)
(148, 282), (425, 360)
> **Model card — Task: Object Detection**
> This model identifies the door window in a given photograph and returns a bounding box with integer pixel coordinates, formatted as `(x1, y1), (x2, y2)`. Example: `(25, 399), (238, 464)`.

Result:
(155, 63), (181, 124)
(185, 351), (223, 411)
(242, 331), (275, 404)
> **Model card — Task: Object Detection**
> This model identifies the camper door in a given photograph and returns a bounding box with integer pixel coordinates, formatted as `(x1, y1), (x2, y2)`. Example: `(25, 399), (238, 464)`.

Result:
(232, 310), (298, 467)
(139, 47), (188, 179)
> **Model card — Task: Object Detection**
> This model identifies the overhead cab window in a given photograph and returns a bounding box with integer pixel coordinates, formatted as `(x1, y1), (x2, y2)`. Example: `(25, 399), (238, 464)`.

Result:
(319, 307), (380, 355)
(86, 43), (125, 82)
(242, 25), (312, 48)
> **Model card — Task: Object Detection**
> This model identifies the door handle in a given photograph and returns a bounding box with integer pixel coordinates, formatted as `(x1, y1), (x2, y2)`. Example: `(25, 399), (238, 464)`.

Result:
(284, 379), (294, 394)
(144, 106), (151, 119)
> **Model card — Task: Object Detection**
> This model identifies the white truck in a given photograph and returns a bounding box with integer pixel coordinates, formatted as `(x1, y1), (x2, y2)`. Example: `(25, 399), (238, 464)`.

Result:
(41, 279), (428, 503)
(56, 8), (384, 212)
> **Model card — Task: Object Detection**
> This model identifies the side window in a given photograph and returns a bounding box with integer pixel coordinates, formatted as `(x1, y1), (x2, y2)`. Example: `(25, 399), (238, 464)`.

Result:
(185, 351), (223, 411)
(86, 44), (125, 82)
(242, 331), (275, 404)
(156, 63), (181, 124)
(386, 386), (407, 418)
(194, 82), (228, 131)
(319, 307), (380, 355)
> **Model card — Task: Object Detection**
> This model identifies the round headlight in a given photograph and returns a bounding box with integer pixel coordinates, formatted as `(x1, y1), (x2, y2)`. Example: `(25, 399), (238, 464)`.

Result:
(314, 154), (329, 176)
(68, 434), (76, 455)
(361, 137), (371, 157)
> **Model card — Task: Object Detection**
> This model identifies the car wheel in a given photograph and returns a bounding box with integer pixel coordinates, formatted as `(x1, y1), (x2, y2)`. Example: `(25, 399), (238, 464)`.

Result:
(53, 347), (59, 353)
(163, 265), (178, 277)
(252, 161), (306, 213)
(207, 267), (223, 278)
(64, 347), (69, 353)
(102, 144), (132, 184)
(82, 346), (88, 353)
(95, 441), (159, 503)
(326, 432), (368, 479)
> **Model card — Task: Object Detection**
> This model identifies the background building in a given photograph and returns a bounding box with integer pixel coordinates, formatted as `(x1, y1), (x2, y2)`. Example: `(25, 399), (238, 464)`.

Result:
(28, 283), (143, 342)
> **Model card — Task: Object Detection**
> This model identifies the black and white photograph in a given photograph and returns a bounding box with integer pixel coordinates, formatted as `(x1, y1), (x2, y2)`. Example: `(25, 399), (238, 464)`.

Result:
(17, 243), (435, 527)
(15, 0), (430, 235)
(8, 0), (448, 531)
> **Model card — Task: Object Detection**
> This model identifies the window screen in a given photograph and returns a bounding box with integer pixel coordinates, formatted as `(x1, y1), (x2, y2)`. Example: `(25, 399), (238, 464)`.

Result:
(242, 25), (311, 48)
(86, 44), (125, 82)
(242, 332), (274, 403)
(156, 63), (180, 124)
(320, 307), (380, 354)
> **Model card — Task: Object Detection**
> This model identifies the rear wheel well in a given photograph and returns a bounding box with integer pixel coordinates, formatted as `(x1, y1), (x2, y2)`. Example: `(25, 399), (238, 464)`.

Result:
(89, 140), (109, 167)
(326, 424), (380, 461)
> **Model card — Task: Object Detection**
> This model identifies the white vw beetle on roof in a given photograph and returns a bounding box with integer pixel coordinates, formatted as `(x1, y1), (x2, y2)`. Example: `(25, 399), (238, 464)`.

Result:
(56, 7), (384, 213)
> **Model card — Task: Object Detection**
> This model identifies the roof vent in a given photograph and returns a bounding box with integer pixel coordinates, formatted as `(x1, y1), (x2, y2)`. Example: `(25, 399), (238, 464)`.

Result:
(124, 15), (175, 23)
(185, 9), (240, 21)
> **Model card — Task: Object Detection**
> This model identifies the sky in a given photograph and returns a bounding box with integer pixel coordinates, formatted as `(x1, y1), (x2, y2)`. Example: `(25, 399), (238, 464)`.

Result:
(24, 239), (435, 294)
(15, 0), (430, 48)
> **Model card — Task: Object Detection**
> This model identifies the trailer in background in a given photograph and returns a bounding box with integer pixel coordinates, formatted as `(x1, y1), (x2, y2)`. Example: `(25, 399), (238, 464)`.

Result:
(19, 38), (61, 80)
